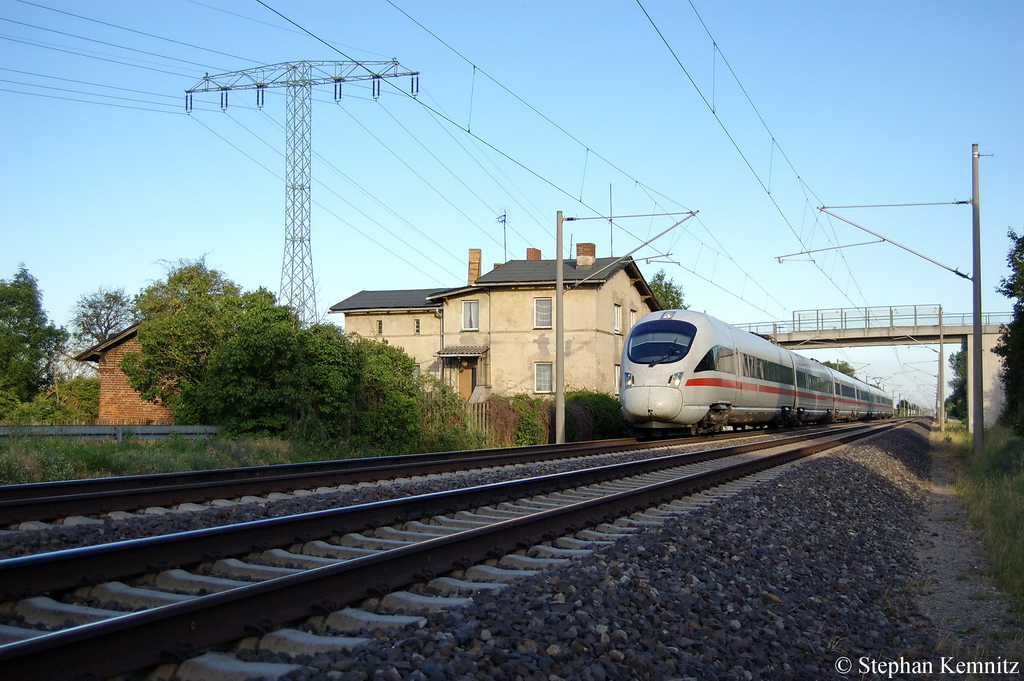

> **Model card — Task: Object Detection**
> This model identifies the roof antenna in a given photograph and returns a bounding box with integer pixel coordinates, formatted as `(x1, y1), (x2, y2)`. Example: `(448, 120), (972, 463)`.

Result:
(496, 210), (508, 263)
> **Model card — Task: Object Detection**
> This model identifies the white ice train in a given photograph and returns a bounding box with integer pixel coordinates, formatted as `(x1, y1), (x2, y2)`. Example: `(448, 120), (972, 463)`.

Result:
(620, 310), (893, 436)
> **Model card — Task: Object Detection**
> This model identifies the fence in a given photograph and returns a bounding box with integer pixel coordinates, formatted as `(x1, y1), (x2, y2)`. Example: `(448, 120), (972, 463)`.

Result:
(736, 305), (1012, 336)
(0, 425), (220, 442)
(464, 402), (489, 433)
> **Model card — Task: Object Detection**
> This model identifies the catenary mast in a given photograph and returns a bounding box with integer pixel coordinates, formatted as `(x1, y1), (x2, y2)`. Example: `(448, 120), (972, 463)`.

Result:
(187, 60), (419, 325)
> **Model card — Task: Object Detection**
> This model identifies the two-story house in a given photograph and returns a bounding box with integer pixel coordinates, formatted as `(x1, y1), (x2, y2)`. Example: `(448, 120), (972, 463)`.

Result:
(330, 244), (660, 400)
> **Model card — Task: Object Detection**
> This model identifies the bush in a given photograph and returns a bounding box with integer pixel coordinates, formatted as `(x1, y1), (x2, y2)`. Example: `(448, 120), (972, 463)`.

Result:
(565, 390), (630, 441)
(0, 377), (100, 425)
(490, 394), (549, 446)
(414, 376), (486, 453)
(351, 338), (420, 455)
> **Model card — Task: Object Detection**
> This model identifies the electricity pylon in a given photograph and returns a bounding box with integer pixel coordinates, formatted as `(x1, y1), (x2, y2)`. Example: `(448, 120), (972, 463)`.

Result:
(186, 60), (419, 325)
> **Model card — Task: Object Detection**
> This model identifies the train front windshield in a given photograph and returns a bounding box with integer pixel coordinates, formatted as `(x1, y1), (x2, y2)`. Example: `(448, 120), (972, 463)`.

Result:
(627, 319), (698, 366)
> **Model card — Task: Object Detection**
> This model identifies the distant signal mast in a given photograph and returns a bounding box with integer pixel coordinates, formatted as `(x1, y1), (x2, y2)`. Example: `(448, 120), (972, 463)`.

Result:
(186, 60), (419, 325)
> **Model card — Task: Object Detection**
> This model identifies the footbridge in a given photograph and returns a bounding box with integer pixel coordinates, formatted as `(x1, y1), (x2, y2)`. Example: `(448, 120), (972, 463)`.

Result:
(736, 305), (1012, 429)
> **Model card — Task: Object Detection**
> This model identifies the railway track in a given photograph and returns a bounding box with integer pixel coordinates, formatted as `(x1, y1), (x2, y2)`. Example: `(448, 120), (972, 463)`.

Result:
(0, 421), (899, 679)
(0, 422), (867, 527)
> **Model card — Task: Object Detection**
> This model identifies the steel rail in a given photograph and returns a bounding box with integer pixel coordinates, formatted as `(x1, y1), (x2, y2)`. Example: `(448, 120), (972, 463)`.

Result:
(0, 438), (666, 524)
(0, 437), (640, 502)
(0, 425), (874, 599)
(0, 421), (898, 680)
(0, 425), (839, 524)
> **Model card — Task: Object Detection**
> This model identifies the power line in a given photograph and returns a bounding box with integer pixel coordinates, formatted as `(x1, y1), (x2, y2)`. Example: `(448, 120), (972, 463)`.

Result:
(0, 34), (196, 78)
(14, 0), (258, 62)
(0, 17), (229, 70)
(0, 86), (184, 114)
(382, 1), (790, 312)
(191, 114), (452, 287)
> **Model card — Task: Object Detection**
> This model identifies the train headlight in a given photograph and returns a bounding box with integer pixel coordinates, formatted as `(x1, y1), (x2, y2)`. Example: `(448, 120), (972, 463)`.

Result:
(668, 372), (684, 387)
(624, 372), (634, 386)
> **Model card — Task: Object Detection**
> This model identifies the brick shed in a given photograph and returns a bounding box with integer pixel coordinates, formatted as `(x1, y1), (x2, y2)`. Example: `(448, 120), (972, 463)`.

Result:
(75, 325), (173, 425)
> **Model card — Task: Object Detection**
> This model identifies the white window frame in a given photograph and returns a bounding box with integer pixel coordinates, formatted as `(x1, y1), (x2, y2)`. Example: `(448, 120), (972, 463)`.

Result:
(462, 300), (480, 331)
(534, 297), (552, 329)
(613, 304), (622, 334)
(615, 363), (621, 396)
(630, 309), (636, 330)
(414, 318), (421, 335)
(376, 319), (383, 335)
(534, 362), (553, 394)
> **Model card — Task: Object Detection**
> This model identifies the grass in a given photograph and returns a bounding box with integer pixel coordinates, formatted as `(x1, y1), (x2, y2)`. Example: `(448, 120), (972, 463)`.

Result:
(943, 421), (1024, 611)
(0, 435), (365, 485)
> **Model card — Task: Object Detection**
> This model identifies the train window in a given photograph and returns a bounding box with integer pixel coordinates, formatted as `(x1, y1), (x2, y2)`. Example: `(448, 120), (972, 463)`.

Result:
(741, 353), (794, 385)
(694, 345), (736, 374)
(626, 319), (698, 366)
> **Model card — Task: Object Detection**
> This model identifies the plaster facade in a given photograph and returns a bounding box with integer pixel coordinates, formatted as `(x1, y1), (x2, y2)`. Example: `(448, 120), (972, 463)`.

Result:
(331, 246), (659, 400)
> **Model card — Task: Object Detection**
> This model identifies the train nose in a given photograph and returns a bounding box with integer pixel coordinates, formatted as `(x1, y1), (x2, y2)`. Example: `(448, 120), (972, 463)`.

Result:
(621, 386), (683, 422)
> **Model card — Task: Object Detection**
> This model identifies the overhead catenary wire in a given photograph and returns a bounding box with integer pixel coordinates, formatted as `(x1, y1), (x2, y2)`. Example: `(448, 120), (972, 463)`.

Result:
(636, 0), (868, 310)
(380, 1), (795, 316)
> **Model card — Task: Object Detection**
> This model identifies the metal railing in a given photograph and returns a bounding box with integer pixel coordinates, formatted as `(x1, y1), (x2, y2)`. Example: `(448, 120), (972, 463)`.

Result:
(736, 305), (1012, 336)
(0, 425), (220, 441)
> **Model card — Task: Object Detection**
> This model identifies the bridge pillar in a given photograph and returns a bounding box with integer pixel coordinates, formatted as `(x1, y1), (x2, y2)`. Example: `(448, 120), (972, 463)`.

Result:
(967, 332), (1005, 430)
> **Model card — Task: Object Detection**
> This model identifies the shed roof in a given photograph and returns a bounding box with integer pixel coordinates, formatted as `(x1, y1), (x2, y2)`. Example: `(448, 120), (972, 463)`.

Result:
(74, 324), (140, 363)
(329, 288), (450, 313)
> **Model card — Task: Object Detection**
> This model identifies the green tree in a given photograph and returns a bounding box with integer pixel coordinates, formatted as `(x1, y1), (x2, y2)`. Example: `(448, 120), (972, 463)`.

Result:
(202, 289), (306, 435)
(946, 343), (968, 421)
(994, 228), (1024, 433)
(0, 266), (67, 404)
(69, 285), (139, 350)
(648, 269), (687, 310)
(822, 360), (857, 378)
(296, 323), (360, 440)
(352, 337), (420, 454)
(2, 376), (100, 424)
(121, 259), (243, 421)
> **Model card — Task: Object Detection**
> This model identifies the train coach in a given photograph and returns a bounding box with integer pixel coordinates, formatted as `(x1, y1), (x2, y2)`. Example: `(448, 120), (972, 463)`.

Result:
(619, 309), (893, 437)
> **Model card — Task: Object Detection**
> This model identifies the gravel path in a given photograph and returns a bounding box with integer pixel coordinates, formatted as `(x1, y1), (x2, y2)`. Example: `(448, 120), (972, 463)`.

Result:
(225, 422), (1021, 681)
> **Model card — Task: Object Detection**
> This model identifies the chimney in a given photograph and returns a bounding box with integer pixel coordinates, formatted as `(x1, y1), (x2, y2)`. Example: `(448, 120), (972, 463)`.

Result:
(468, 248), (481, 285)
(576, 242), (596, 268)
(527, 248), (542, 261)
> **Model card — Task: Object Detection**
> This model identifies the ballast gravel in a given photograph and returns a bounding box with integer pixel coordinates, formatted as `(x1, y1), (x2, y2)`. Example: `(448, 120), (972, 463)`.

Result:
(4, 424), (974, 680)
(231, 424), (943, 681)
(0, 435), (778, 558)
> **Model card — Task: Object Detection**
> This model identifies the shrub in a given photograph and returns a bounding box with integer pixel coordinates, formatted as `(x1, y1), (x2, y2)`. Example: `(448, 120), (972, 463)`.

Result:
(565, 390), (630, 441)
(415, 376), (486, 453)
(491, 394), (549, 446)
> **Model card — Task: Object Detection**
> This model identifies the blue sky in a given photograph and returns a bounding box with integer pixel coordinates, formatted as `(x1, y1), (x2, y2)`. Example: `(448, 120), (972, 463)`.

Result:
(2, 0), (1021, 409)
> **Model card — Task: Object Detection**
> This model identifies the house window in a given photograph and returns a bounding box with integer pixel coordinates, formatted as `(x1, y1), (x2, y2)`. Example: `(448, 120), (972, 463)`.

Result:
(534, 297), (552, 329)
(376, 319), (383, 335)
(614, 304), (622, 334)
(462, 300), (479, 331)
(414, 319), (421, 335)
(615, 364), (621, 396)
(535, 362), (553, 393)
(630, 309), (636, 330)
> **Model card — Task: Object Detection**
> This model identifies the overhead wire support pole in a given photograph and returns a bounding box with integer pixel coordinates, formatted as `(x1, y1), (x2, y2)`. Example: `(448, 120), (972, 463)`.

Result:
(818, 160), (981, 449)
(971, 144), (983, 458)
(554, 210), (696, 443)
(185, 60), (420, 326)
